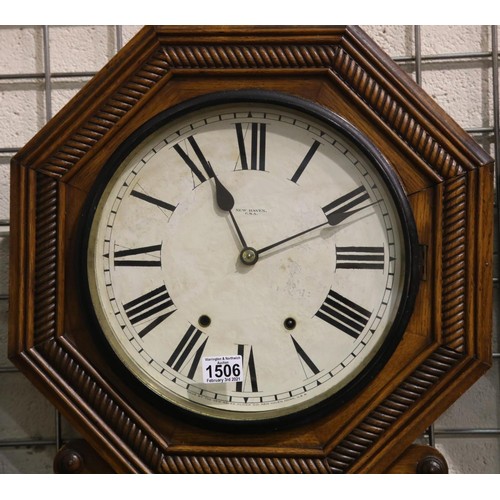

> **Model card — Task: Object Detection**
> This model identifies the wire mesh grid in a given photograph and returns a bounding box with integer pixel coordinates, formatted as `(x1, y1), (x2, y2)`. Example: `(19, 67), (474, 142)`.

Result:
(0, 25), (498, 473)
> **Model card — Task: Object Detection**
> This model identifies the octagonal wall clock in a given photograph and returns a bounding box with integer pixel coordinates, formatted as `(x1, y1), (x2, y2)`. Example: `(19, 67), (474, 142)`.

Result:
(9, 26), (494, 473)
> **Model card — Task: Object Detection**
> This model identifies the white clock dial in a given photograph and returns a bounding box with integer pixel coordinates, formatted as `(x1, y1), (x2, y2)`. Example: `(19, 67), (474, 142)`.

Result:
(86, 93), (417, 422)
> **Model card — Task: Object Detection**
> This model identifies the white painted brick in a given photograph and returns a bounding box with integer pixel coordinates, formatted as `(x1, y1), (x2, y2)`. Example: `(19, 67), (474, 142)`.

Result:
(437, 438), (500, 474)
(0, 83), (45, 147)
(420, 25), (490, 55)
(0, 372), (56, 439)
(436, 360), (500, 429)
(0, 300), (8, 366)
(0, 446), (55, 473)
(422, 65), (493, 129)
(49, 26), (119, 73)
(122, 26), (142, 44)
(0, 236), (7, 296)
(362, 25), (414, 57)
(0, 160), (9, 220)
(0, 27), (42, 74)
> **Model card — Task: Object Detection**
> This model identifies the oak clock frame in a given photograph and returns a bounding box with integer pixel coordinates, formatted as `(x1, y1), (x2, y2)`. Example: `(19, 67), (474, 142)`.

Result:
(9, 26), (493, 473)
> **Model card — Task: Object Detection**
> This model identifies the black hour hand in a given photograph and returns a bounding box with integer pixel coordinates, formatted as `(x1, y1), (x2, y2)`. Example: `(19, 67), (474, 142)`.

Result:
(208, 163), (234, 212)
(207, 162), (248, 249)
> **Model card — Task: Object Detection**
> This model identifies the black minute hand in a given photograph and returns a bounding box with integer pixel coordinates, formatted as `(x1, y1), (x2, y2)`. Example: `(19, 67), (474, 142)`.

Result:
(256, 200), (380, 256)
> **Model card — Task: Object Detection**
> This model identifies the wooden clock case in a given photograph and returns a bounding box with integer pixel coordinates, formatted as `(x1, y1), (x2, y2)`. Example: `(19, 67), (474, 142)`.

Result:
(9, 26), (493, 473)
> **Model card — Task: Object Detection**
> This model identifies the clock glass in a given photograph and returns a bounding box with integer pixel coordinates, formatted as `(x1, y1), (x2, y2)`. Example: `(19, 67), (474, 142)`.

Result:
(85, 91), (419, 423)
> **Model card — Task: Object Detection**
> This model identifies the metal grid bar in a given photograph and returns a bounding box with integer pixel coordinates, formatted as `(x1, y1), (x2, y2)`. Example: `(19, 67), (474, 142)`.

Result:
(0, 71), (96, 80)
(0, 26), (498, 467)
(42, 26), (52, 124)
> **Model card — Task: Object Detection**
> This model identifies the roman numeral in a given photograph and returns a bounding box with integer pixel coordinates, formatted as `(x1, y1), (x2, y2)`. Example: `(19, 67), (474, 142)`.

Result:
(322, 186), (370, 219)
(173, 136), (213, 184)
(112, 244), (162, 267)
(291, 336), (320, 376)
(290, 140), (320, 183)
(166, 325), (208, 379)
(123, 284), (176, 338)
(235, 122), (266, 171)
(130, 190), (176, 213)
(335, 246), (385, 270)
(315, 289), (371, 339)
(236, 344), (258, 393)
